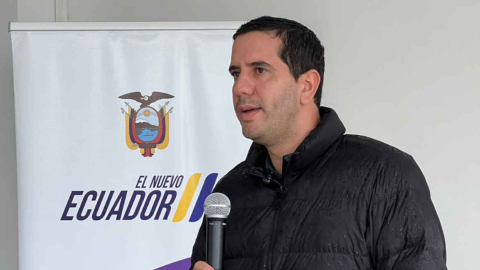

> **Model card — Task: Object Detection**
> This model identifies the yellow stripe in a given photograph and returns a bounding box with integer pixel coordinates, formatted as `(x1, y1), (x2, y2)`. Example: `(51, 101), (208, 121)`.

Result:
(172, 173), (201, 222)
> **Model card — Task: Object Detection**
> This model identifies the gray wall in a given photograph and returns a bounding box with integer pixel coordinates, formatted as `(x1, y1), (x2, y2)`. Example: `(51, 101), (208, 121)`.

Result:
(7, 0), (480, 269)
(0, 0), (19, 270)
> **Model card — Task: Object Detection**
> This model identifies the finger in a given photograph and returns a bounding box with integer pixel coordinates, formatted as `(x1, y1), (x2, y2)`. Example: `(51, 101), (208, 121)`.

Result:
(193, 261), (214, 270)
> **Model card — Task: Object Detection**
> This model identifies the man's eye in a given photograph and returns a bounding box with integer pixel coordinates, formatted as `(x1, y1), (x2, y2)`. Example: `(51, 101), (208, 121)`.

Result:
(255, 68), (266, 74)
(231, 71), (240, 78)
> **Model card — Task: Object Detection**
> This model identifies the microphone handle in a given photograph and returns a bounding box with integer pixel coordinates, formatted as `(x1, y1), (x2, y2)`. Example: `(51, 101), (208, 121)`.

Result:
(206, 217), (226, 270)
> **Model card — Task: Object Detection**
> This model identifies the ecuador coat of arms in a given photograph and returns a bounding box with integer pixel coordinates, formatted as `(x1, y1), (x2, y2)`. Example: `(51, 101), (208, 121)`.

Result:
(119, 92), (174, 157)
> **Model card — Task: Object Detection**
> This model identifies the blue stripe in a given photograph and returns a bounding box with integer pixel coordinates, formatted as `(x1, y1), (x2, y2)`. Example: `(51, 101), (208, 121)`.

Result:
(189, 173), (218, 222)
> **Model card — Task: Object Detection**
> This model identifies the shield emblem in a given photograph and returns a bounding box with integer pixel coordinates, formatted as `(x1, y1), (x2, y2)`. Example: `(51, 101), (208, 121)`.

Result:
(120, 93), (173, 157)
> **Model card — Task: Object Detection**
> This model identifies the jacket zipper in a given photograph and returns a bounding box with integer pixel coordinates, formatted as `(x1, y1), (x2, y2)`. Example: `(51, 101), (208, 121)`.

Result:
(266, 175), (283, 270)
(244, 171), (284, 270)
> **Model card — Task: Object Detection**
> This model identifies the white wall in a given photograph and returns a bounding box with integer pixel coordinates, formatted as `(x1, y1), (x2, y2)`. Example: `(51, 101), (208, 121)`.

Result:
(17, 0), (54, 21)
(10, 0), (480, 269)
(0, 0), (19, 270)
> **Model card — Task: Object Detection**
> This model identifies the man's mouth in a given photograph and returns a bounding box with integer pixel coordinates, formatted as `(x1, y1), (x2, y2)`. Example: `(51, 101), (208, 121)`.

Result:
(237, 105), (261, 121)
(242, 108), (260, 113)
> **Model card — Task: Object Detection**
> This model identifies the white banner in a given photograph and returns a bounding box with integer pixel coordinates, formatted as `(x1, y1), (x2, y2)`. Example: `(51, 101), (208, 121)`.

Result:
(11, 26), (250, 270)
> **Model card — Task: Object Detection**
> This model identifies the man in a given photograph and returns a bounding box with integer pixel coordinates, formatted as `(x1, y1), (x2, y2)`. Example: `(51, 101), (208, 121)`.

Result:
(191, 16), (447, 270)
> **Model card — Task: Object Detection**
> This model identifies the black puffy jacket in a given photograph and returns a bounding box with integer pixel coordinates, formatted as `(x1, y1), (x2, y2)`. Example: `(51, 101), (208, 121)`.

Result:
(191, 107), (447, 270)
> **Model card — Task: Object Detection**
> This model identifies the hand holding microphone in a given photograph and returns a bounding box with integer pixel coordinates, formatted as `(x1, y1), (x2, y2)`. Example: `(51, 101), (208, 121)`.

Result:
(193, 193), (231, 270)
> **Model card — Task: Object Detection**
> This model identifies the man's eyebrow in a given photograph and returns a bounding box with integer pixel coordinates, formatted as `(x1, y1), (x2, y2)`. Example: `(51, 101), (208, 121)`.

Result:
(228, 61), (273, 73)
(248, 61), (272, 68)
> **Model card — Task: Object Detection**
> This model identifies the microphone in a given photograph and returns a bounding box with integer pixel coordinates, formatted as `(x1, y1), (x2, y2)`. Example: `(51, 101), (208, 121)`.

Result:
(204, 193), (231, 270)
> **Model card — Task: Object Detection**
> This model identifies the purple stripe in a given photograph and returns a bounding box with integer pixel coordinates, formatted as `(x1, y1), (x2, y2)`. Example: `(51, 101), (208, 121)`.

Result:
(154, 258), (191, 270)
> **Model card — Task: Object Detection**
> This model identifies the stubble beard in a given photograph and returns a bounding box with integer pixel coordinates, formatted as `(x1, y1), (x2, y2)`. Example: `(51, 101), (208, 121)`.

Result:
(241, 85), (299, 148)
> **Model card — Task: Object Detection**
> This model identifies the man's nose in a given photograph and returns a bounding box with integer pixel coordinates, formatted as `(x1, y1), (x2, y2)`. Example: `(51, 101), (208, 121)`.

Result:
(232, 74), (254, 96)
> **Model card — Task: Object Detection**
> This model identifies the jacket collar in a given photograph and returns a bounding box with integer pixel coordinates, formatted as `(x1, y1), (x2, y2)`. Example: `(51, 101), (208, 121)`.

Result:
(242, 106), (346, 179)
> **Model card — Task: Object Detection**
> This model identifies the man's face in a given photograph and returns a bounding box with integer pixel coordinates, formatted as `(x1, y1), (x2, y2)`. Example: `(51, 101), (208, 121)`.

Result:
(229, 31), (301, 147)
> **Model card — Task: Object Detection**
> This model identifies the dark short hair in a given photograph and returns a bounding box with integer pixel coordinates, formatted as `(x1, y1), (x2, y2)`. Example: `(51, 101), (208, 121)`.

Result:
(233, 16), (325, 107)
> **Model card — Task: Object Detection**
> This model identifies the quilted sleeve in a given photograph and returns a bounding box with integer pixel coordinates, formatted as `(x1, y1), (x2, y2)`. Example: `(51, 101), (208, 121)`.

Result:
(366, 155), (447, 270)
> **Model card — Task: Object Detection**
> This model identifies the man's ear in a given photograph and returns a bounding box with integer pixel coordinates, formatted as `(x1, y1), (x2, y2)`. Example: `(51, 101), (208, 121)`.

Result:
(299, 69), (321, 105)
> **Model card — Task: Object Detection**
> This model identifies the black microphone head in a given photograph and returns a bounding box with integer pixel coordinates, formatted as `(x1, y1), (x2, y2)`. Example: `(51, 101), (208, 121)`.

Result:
(204, 193), (231, 219)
